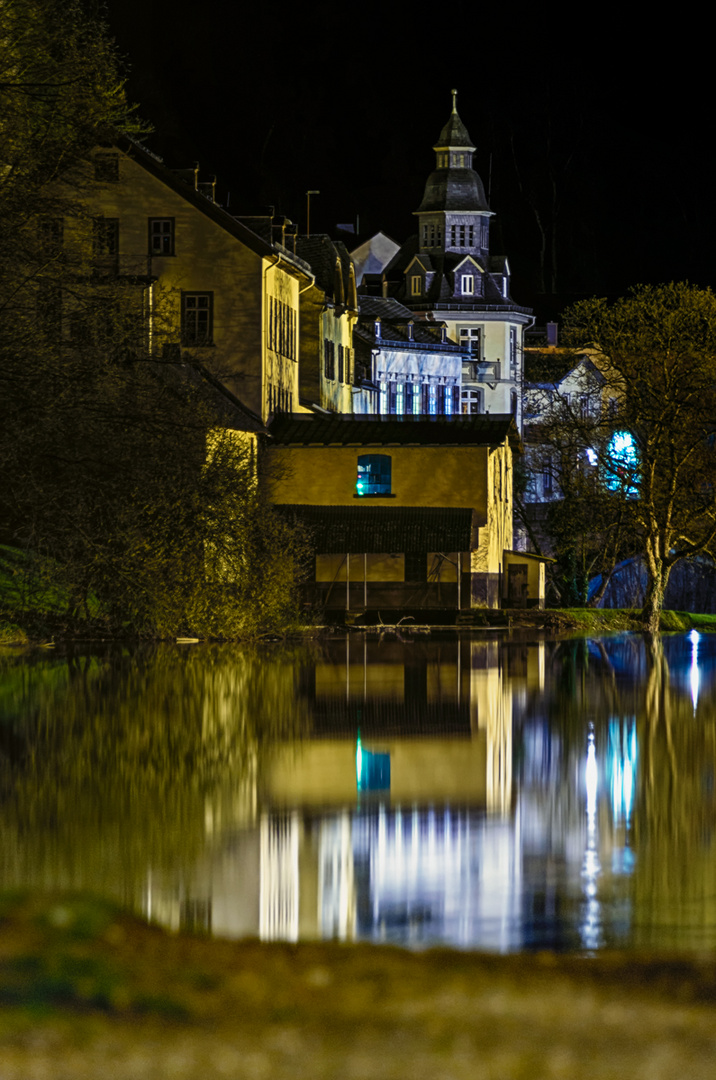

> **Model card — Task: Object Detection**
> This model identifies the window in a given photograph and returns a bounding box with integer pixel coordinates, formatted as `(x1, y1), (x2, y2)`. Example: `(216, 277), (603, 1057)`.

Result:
(181, 292), (213, 345)
(459, 326), (481, 358)
(468, 224), (474, 246)
(344, 346), (351, 384)
(149, 218), (174, 255)
(511, 390), (518, 416)
(379, 381), (388, 414)
(461, 275), (474, 295)
(543, 456), (553, 495)
(405, 382), (414, 414)
(324, 339), (335, 379)
(93, 217), (118, 260)
(429, 383), (437, 415)
(395, 382), (404, 415)
(579, 395), (589, 419)
(510, 327), (517, 367)
(462, 389), (482, 414)
(444, 386), (453, 414)
(338, 343), (344, 383)
(410, 275), (422, 296)
(356, 454), (392, 497)
(94, 153), (119, 182)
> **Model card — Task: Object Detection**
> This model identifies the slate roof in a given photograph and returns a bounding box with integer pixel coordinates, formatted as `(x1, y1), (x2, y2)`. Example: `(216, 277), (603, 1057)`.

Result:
(295, 234), (355, 306)
(275, 505), (474, 553)
(416, 167), (490, 214)
(434, 109), (476, 150)
(268, 413), (518, 447)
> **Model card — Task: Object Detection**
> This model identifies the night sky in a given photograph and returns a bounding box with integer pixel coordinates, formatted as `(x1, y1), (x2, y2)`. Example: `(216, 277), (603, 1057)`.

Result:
(105, 1), (714, 322)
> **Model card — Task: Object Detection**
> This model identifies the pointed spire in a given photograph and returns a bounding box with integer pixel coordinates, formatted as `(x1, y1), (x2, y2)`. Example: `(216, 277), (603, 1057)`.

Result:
(434, 91), (475, 151)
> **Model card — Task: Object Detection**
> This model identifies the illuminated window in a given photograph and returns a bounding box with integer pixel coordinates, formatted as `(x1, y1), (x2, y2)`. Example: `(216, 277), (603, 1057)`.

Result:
(149, 218), (174, 255)
(429, 384), (437, 415)
(395, 382), (404, 414)
(462, 389), (481, 414)
(445, 386), (453, 414)
(181, 292), (213, 345)
(356, 454), (392, 497)
(379, 381), (388, 414)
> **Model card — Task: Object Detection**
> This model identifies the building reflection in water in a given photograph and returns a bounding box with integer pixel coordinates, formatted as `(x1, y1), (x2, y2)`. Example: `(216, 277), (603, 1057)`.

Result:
(8, 631), (716, 953)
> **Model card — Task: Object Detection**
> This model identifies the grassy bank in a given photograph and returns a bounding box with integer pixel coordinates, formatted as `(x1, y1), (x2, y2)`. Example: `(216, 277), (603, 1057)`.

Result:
(1, 892), (716, 1078)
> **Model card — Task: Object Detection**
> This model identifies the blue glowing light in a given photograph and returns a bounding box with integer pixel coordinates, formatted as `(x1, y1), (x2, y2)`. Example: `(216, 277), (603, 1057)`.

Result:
(605, 430), (639, 498)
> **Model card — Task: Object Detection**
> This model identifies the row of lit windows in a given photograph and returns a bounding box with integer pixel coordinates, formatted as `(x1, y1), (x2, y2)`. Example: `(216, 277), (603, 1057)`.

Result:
(410, 273), (483, 298)
(435, 152), (471, 169)
(420, 221), (489, 251)
(269, 297), (296, 359)
(324, 340), (351, 383)
(377, 381), (460, 416)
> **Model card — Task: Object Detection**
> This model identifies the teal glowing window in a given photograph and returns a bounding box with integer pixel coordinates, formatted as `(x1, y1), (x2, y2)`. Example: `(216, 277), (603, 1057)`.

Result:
(356, 454), (391, 496)
(356, 737), (391, 792)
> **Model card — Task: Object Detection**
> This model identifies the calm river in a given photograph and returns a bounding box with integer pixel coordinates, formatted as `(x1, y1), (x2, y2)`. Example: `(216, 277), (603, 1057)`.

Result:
(1, 631), (715, 954)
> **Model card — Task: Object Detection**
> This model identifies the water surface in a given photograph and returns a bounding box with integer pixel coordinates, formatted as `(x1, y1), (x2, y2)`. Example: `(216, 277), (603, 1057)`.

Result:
(1, 631), (715, 953)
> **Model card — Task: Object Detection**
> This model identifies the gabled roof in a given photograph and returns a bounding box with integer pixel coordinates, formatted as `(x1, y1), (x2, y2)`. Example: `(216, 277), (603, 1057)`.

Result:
(268, 413), (519, 448)
(405, 253), (434, 274)
(295, 234), (355, 306)
(116, 138), (314, 282)
(453, 254), (484, 273)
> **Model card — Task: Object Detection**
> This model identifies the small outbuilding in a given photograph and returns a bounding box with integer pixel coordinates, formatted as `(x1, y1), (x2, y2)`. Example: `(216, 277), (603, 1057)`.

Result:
(267, 413), (520, 613)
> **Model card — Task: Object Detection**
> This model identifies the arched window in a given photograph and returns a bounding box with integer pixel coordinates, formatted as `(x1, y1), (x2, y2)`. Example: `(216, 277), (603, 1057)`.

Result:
(356, 454), (391, 496)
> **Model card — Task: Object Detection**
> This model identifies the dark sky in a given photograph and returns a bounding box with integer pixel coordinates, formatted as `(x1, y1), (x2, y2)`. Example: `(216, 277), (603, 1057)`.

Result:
(106, 1), (714, 322)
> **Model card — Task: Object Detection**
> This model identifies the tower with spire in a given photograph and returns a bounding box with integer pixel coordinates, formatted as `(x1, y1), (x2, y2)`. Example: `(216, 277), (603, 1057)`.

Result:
(381, 92), (533, 427)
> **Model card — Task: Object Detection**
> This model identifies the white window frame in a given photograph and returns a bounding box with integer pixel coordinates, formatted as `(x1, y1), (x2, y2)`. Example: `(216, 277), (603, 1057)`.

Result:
(461, 275), (474, 295)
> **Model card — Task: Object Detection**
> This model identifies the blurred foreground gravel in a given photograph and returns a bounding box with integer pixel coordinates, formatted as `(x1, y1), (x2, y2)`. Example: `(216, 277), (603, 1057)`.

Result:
(1, 895), (716, 1078)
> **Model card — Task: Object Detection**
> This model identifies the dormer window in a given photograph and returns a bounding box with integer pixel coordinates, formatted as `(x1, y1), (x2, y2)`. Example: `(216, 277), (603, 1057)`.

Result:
(410, 275), (422, 297)
(461, 275), (474, 295)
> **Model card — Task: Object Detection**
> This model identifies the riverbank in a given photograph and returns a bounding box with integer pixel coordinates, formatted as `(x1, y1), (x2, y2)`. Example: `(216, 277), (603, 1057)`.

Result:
(4, 606), (716, 647)
(1, 893), (715, 1078)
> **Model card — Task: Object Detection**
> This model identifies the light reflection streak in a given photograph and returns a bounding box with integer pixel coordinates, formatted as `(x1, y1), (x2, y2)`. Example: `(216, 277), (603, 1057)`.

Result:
(690, 629), (700, 712)
(581, 729), (602, 950)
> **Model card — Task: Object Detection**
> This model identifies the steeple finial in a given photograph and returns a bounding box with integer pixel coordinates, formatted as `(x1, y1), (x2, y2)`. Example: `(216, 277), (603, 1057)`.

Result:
(451, 88), (458, 114)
